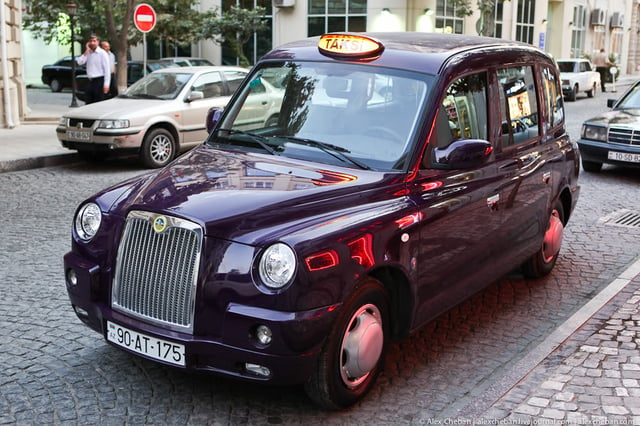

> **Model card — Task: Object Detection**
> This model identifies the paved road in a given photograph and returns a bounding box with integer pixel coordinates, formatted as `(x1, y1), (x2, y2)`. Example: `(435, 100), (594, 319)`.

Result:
(1, 87), (639, 423)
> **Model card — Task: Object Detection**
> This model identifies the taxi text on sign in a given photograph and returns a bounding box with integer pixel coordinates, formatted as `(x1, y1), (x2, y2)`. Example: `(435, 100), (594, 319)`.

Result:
(318, 34), (382, 57)
(134, 3), (156, 33)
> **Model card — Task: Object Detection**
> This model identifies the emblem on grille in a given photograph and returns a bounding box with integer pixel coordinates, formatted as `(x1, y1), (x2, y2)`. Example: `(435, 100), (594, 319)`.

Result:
(153, 215), (168, 233)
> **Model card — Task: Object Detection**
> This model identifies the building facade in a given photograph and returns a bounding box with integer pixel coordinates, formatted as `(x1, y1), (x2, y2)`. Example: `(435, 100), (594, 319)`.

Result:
(1, 0), (26, 128)
(5, 0), (640, 128)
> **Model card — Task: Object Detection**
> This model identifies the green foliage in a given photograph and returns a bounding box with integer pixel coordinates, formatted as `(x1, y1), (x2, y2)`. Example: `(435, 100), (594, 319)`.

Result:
(199, 5), (269, 67)
(23, 0), (205, 49)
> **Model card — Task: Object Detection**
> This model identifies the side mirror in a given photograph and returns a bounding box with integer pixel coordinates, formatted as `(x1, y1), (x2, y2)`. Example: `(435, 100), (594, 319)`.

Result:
(187, 90), (204, 102)
(431, 139), (493, 170)
(206, 107), (223, 133)
(607, 99), (617, 108)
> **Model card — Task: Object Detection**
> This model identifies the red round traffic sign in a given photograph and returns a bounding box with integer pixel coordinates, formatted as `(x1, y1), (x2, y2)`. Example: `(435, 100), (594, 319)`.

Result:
(134, 4), (156, 33)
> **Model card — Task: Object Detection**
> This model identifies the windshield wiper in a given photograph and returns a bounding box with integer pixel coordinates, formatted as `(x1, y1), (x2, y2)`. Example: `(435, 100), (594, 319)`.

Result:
(272, 135), (372, 170)
(215, 128), (279, 155)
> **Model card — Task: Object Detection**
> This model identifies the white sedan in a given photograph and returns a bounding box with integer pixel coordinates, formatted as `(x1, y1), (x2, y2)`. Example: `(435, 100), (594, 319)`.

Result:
(57, 66), (248, 168)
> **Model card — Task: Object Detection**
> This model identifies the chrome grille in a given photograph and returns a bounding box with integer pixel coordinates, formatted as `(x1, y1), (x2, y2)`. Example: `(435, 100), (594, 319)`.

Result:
(69, 118), (96, 128)
(112, 211), (202, 333)
(609, 127), (640, 146)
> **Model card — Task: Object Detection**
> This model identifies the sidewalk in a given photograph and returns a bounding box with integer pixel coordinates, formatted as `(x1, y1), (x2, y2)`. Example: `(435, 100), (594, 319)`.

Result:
(0, 101), (79, 173)
(2, 83), (640, 423)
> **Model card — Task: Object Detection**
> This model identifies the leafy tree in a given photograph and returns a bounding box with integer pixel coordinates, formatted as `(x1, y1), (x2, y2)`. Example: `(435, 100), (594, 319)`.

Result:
(199, 5), (269, 68)
(23, 0), (207, 92)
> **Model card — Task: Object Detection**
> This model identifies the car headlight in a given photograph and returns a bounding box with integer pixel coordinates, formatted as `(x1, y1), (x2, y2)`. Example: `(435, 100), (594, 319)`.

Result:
(258, 243), (296, 289)
(58, 117), (68, 126)
(582, 124), (607, 142)
(74, 203), (102, 241)
(98, 119), (129, 129)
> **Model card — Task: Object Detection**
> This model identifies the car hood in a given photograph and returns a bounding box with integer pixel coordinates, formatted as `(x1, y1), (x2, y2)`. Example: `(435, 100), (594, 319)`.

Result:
(64, 97), (191, 120)
(584, 108), (640, 126)
(106, 144), (400, 245)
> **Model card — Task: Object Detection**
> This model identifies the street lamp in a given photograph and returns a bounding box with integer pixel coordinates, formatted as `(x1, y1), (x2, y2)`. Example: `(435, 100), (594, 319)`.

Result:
(67, 3), (78, 107)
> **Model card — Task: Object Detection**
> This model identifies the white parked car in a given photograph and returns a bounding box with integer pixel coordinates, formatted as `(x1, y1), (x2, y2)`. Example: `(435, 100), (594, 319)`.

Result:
(557, 59), (601, 101)
(57, 66), (248, 168)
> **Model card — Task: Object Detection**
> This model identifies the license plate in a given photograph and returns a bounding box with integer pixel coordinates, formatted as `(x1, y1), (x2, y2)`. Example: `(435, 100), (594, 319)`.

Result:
(107, 321), (186, 367)
(608, 151), (640, 163)
(68, 130), (91, 141)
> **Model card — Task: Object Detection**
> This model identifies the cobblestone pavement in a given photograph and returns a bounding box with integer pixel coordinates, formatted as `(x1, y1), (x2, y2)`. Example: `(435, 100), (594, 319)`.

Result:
(1, 84), (640, 423)
(482, 266), (640, 423)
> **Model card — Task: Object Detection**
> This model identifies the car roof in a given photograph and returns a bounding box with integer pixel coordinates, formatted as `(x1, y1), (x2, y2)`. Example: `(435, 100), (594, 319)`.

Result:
(263, 32), (548, 75)
(152, 65), (248, 74)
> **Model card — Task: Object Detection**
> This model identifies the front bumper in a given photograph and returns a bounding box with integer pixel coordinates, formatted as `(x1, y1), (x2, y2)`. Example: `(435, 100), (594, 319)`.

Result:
(63, 252), (338, 386)
(578, 138), (640, 167)
(56, 126), (144, 151)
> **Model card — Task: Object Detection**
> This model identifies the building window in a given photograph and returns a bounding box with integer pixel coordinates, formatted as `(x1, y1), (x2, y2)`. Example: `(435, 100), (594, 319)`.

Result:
(222, 0), (273, 66)
(308, 0), (367, 36)
(515, 0), (535, 44)
(570, 6), (587, 58)
(435, 0), (464, 34)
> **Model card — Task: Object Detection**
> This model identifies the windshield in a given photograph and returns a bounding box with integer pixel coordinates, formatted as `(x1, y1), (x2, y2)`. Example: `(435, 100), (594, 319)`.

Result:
(209, 62), (432, 171)
(616, 83), (640, 109)
(124, 72), (192, 100)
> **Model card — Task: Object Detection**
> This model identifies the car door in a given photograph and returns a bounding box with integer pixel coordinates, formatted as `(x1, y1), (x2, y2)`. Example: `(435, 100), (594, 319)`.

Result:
(492, 65), (554, 273)
(411, 71), (502, 326)
(181, 71), (231, 145)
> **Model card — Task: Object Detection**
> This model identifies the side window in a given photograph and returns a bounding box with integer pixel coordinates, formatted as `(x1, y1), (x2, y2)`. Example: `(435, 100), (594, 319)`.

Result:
(497, 66), (539, 149)
(192, 72), (224, 99)
(128, 64), (144, 83)
(434, 72), (488, 149)
(542, 67), (564, 129)
(224, 70), (248, 94)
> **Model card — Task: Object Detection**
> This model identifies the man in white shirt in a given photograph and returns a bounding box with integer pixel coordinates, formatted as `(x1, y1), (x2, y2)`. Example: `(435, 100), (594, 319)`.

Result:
(77, 34), (111, 104)
(101, 40), (117, 97)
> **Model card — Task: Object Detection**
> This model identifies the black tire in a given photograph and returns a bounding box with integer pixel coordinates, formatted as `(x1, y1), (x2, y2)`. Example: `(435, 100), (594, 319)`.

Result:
(265, 115), (280, 127)
(50, 79), (62, 93)
(522, 200), (565, 278)
(586, 82), (596, 98)
(140, 128), (176, 168)
(304, 278), (389, 410)
(567, 85), (577, 102)
(582, 159), (602, 172)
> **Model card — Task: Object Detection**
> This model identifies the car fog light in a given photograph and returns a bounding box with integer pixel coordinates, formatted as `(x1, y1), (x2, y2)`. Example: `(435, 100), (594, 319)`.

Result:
(255, 325), (272, 345)
(245, 363), (271, 377)
(73, 305), (89, 319)
(66, 269), (78, 286)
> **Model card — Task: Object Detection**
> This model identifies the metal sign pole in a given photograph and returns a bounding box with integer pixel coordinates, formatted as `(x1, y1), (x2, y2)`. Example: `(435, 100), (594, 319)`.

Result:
(143, 32), (147, 78)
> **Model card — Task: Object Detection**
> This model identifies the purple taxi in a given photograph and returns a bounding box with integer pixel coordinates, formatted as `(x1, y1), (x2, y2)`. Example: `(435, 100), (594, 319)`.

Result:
(64, 33), (580, 409)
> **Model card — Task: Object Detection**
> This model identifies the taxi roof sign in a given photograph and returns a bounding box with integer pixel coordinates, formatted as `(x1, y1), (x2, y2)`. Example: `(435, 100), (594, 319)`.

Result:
(318, 34), (384, 60)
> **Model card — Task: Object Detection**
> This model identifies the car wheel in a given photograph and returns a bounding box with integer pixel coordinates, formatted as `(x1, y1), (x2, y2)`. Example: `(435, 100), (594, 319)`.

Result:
(140, 128), (176, 168)
(50, 79), (62, 92)
(304, 278), (389, 410)
(582, 159), (602, 172)
(265, 115), (280, 127)
(522, 200), (565, 278)
(587, 82), (596, 98)
(567, 85), (577, 102)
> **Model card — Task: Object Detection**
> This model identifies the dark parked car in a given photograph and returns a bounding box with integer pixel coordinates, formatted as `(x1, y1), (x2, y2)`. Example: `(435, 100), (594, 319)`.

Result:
(64, 32), (580, 409)
(161, 57), (214, 67)
(578, 79), (640, 172)
(75, 59), (177, 102)
(41, 56), (85, 92)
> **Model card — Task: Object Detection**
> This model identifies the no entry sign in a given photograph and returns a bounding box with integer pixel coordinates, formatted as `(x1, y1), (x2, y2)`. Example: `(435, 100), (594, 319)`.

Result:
(134, 4), (156, 33)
